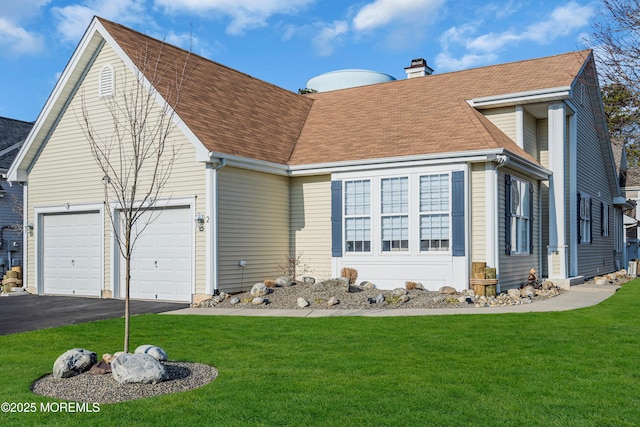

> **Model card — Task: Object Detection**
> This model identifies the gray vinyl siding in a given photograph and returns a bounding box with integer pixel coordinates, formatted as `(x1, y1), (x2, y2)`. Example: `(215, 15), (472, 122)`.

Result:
(26, 42), (207, 297)
(0, 179), (23, 271)
(217, 167), (289, 292)
(483, 107), (516, 142)
(574, 74), (617, 278)
(498, 168), (540, 290)
(290, 175), (332, 281)
(470, 163), (486, 263)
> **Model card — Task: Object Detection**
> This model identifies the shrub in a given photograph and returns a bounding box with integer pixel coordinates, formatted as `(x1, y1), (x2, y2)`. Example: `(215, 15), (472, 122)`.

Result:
(341, 267), (358, 285)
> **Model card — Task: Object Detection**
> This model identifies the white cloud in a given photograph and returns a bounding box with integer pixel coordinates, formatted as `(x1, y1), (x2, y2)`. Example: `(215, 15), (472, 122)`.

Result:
(312, 20), (348, 56)
(52, 0), (147, 44)
(437, 1), (595, 71)
(0, 17), (45, 56)
(0, 0), (49, 57)
(153, 0), (315, 35)
(352, 0), (446, 32)
(435, 51), (497, 70)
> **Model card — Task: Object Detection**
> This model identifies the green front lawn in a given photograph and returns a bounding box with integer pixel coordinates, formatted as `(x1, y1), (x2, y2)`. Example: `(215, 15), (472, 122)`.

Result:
(2, 281), (640, 426)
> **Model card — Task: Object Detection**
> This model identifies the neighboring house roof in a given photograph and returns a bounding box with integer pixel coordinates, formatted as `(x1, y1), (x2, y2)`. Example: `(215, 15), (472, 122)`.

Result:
(0, 117), (32, 171)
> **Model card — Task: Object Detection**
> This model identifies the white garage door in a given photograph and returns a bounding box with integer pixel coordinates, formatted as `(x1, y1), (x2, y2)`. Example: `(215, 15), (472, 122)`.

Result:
(42, 211), (102, 297)
(121, 207), (192, 302)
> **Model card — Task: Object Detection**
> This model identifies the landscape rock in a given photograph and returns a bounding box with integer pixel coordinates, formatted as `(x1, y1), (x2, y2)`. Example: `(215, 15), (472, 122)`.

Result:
(313, 278), (349, 293)
(507, 288), (521, 298)
(302, 277), (316, 285)
(361, 282), (377, 290)
(88, 361), (112, 375)
(520, 285), (535, 298)
(229, 297), (240, 305)
(111, 353), (167, 384)
(327, 297), (339, 307)
(52, 348), (98, 379)
(439, 286), (457, 295)
(102, 353), (115, 364)
(541, 280), (554, 290)
(250, 283), (269, 297)
(297, 297), (310, 308)
(134, 345), (168, 362)
(275, 276), (292, 287)
(251, 297), (265, 305)
(392, 288), (408, 297)
(375, 293), (385, 304)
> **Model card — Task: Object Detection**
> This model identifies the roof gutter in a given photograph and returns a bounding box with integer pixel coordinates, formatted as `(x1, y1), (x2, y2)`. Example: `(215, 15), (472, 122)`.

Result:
(468, 86), (572, 109)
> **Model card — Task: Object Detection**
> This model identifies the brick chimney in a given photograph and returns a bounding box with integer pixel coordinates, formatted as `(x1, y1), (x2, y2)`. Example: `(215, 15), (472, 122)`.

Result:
(405, 58), (433, 78)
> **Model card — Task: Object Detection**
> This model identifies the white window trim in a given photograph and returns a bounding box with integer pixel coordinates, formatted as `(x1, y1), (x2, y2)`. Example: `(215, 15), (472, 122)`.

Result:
(341, 169), (454, 257)
(344, 179), (372, 253)
(509, 176), (530, 255)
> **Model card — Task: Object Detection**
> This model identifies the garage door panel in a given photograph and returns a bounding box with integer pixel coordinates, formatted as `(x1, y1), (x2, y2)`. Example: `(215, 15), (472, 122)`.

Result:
(122, 207), (192, 302)
(42, 212), (101, 297)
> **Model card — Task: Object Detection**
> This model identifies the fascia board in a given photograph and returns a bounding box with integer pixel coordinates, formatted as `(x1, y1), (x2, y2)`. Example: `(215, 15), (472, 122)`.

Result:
(206, 152), (289, 175)
(469, 86), (572, 109)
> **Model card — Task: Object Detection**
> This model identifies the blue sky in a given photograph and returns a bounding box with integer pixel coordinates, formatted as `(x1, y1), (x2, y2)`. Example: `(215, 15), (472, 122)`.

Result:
(1, 0), (599, 122)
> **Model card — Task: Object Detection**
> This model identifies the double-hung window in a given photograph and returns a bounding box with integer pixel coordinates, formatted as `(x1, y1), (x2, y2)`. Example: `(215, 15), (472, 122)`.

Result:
(579, 193), (592, 243)
(508, 176), (530, 254)
(381, 177), (409, 251)
(420, 174), (450, 251)
(344, 180), (371, 252)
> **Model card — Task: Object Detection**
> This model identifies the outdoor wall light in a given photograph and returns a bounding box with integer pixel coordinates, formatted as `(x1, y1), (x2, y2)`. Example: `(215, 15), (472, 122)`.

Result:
(195, 213), (205, 231)
(26, 223), (34, 236)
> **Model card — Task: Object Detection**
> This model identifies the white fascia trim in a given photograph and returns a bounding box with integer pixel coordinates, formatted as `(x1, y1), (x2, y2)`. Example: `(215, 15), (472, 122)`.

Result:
(206, 152), (289, 175)
(8, 19), (105, 183)
(289, 150), (504, 176)
(468, 86), (571, 109)
(290, 150), (550, 180)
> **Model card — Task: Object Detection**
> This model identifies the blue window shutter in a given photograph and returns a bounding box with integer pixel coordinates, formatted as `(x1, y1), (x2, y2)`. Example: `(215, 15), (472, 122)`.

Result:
(589, 198), (593, 244)
(505, 174), (512, 255)
(577, 192), (582, 244)
(451, 171), (465, 257)
(331, 181), (343, 257)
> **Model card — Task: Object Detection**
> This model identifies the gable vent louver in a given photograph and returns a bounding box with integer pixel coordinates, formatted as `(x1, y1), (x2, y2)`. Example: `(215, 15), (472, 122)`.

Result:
(99, 64), (115, 98)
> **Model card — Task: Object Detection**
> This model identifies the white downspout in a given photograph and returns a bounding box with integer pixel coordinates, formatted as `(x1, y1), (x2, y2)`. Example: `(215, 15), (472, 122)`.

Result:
(206, 158), (226, 295)
(488, 154), (509, 293)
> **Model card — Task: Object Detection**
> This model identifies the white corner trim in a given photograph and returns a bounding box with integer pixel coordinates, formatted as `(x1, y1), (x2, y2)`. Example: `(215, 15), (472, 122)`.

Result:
(515, 106), (524, 149)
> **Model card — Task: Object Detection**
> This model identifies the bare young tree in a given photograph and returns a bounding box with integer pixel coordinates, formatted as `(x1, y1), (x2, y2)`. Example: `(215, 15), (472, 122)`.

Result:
(79, 42), (192, 352)
(591, 0), (640, 163)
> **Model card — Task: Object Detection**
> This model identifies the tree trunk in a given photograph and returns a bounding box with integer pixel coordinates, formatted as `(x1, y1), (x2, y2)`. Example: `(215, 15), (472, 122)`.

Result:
(124, 223), (131, 353)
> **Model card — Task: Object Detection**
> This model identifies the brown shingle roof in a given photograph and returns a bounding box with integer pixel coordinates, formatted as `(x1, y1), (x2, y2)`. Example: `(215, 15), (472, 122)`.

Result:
(99, 18), (312, 165)
(290, 51), (590, 165)
(99, 18), (590, 167)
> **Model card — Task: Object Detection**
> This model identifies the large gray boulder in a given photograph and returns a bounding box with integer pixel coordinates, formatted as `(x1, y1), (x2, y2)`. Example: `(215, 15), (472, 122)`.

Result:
(250, 283), (269, 297)
(111, 353), (167, 384)
(52, 348), (97, 379)
(134, 344), (168, 362)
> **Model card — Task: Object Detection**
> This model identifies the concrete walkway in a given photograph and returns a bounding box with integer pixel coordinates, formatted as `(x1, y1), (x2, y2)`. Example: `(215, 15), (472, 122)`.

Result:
(164, 283), (620, 318)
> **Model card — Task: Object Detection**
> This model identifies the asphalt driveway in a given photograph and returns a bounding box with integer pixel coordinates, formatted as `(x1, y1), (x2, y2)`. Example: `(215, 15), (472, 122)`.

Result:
(0, 294), (189, 335)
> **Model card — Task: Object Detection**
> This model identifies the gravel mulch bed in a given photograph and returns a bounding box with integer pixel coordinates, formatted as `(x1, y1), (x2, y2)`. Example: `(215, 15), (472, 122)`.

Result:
(31, 362), (217, 404)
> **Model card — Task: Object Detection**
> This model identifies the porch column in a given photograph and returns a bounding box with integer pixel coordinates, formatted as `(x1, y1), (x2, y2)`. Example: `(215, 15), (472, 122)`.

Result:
(547, 103), (568, 279)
